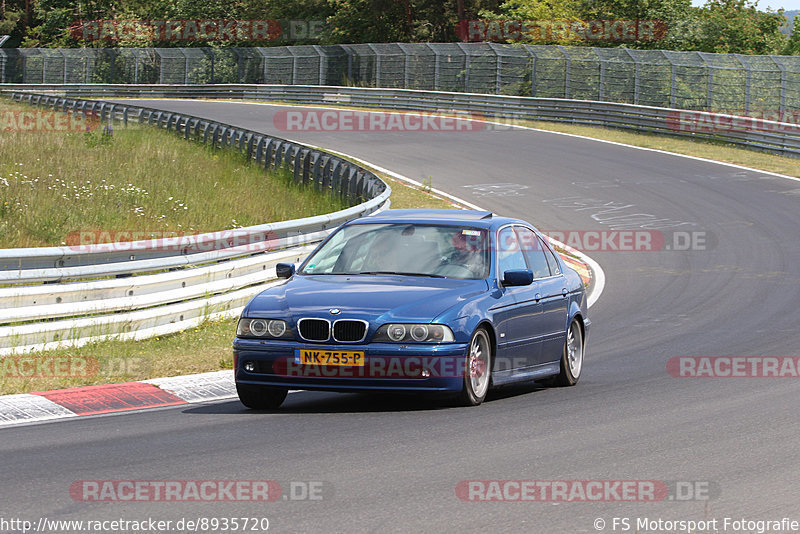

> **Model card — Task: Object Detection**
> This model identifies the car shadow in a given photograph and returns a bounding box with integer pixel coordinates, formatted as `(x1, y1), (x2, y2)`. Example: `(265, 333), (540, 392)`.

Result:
(182, 381), (550, 415)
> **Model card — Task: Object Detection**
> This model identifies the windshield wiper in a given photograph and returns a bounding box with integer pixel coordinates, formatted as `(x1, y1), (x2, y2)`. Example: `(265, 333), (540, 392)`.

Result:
(356, 271), (447, 278)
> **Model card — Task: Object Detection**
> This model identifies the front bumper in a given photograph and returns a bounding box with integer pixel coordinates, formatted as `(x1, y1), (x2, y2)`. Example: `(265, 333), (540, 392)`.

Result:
(233, 338), (470, 392)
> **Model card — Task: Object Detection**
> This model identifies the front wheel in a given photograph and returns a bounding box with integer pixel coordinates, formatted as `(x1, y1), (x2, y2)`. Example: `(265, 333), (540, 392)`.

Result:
(456, 328), (492, 406)
(553, 319), (584, 387)
(237, 384), (288, 409)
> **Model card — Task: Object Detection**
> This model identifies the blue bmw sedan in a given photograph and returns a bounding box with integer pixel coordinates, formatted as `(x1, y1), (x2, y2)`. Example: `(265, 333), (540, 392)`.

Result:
(233, 209), (590, 408)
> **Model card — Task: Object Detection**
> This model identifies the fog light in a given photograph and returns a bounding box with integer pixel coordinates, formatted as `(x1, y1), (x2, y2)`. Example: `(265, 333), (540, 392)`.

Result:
(421, 368), (431, 378)
(244, 361), (255, 372)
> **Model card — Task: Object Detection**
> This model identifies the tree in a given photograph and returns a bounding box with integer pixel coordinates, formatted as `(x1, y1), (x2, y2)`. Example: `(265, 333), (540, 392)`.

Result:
(679, 0), (786, 54)
(781, 12), (800, 54)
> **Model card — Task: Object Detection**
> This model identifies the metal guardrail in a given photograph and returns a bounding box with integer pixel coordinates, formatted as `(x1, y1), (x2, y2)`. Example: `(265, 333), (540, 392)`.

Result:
(3, 84), (798, 158)
(0, 90), (391, 354)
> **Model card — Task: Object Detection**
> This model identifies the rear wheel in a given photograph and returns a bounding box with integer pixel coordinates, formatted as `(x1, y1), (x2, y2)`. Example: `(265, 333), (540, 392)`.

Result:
(553, 319), (584, 387)
(236, 384), (288, 409)
(456, 328), (492, 406)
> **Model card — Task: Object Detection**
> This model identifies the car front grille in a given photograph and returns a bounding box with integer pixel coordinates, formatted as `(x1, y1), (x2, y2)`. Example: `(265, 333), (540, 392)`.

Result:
(298, 319), (330, 341)
(333, 320), (368, 342)
(296, 318), (368, 343)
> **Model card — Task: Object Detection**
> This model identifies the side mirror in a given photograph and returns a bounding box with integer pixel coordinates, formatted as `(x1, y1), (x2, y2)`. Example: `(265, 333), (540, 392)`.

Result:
(503, 269), (533, 287)
(276, 263), (296, 279)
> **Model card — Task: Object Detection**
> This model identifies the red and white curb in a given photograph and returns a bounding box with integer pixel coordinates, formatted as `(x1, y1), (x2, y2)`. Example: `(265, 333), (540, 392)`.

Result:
(0, 370), (237, 427)
(561, 255), (592, 287)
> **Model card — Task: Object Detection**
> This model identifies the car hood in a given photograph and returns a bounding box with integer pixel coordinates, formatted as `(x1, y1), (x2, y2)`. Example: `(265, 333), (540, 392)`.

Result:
(245, 274), (488, 323)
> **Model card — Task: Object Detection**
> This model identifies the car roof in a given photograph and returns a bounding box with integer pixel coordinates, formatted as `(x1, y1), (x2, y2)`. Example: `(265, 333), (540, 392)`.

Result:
(351, 209), (524, 229)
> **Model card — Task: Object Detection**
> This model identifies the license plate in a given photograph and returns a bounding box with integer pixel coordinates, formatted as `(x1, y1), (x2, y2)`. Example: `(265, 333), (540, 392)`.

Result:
(294, 349), (365, 366)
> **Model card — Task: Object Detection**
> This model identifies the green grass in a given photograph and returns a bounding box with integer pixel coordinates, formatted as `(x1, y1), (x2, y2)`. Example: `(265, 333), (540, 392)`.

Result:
(0, 99), (346, 248)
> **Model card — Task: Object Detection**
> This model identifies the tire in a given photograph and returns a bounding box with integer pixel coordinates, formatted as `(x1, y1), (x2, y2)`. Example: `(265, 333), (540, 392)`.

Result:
(456, 328), (492, 406)
(236, 384), (288, 409)
(553, 319), (584, 387)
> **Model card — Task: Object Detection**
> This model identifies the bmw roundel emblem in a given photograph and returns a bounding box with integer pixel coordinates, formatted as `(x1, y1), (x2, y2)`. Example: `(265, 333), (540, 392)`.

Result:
(329, 308), (341, 315)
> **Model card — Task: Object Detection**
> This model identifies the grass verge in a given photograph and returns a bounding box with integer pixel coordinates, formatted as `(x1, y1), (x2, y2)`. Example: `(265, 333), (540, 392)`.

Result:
(0, 98), (346, 248)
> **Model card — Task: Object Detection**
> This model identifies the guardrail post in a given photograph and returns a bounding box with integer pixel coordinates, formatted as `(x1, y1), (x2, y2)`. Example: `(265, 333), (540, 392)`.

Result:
(289, 146), (301, 182)
(311, 153), (323, 190)
(301, 149), (311, 185)
(330, 160), (342, 197)
(354, 171), (366, 201)
(346, 167), (359, 201)
(321, 156), (333, 192)
(339, 165), (352, 200)
(273, 141), (285, 169)
(262, 138), (274, 168)
(254, 136), (264, 162)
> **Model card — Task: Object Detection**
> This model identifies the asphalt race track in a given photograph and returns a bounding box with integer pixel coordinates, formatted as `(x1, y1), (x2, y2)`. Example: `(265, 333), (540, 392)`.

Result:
(3, 99), (799, 533)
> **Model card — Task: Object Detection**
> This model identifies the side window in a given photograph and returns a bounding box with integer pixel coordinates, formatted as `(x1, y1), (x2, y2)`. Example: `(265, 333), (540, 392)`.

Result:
(543, 242), (562, 275)
(497, 227), (527, 275)
(515, 227), (551, 279)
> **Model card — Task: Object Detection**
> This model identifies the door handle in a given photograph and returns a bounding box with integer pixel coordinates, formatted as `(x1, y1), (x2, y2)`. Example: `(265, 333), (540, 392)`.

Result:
(562, 288), (568, 297)
(535, 292), (541, 302)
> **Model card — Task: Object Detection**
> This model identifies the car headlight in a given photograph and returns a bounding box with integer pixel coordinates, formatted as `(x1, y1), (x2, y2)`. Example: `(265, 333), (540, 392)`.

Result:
(237, 318), (293, 339)
(373, 323), (454, 343)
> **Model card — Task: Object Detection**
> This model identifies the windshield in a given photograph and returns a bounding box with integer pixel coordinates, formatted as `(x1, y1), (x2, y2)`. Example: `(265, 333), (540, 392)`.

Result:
(299, 223), (490, 280)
